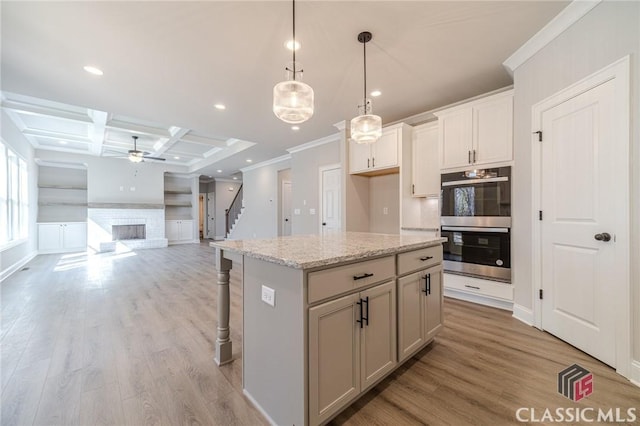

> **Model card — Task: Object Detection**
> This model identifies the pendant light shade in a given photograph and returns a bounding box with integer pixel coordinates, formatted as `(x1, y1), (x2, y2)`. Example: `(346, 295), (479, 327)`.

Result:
(273, 0), (314, 124)
(351, 31), (382, 144)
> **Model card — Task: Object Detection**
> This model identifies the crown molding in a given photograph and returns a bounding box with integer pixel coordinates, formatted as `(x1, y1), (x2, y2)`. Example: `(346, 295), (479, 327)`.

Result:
(503, 0), (602, 75)
(287, 133), (340, 154)
(240, 154), (291, 173)
(34, 158), (88, 170)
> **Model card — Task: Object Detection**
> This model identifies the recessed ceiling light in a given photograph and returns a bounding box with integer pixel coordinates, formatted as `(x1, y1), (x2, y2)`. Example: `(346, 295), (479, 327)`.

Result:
(233, 176), (238, 180)
(217, 169), (223, 173)
(291, 126), (300, 131)
(174, 156), (180, 159)
(246, 159), (252, 163)
(214, 103), (226, 110)
(208, 175), (212, 178)
(285, 40), (300, 51)
(59, 140), (68, 145)
(370, 90), (382, 97)
(83, 65), (103, 76)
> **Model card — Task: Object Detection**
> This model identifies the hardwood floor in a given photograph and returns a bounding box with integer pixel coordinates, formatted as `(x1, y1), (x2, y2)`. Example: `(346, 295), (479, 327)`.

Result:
(2, 242), (639, 425)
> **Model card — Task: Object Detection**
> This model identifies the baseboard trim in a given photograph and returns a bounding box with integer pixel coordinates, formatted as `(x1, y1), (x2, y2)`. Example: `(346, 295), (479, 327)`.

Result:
(630, 360), (640, 388)
(0, 250), (37, 283)
(512, 303), (535, 326)
(444, 287), (513, 311)
(243, 389), (278, 426)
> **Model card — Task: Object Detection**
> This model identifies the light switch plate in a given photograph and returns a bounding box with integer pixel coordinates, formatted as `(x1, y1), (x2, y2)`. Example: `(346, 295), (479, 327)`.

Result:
(309, 208), (316, 215)
(261, 285), (275, 307)
(294, 208), (301, 215)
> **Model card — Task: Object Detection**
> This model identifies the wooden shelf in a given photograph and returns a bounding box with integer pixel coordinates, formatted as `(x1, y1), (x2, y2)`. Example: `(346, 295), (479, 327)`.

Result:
(164, 189), (192, 194)
(165, 202), (192, 207)
(38, 184), (87, 190)
(38, 202), (89, 207)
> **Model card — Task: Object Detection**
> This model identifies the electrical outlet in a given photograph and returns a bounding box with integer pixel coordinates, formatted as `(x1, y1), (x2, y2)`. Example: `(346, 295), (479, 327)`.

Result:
(261, 285), (275, 307)
(309, 208), (316, 215)
(130, 186), (136, 192)
(294, 208), (301, 215)
(383, 207), (389, 215)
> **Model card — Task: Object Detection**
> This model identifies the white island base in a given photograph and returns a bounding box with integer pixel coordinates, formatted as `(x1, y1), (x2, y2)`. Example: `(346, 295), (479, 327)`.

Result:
(211, 232), (446, 426)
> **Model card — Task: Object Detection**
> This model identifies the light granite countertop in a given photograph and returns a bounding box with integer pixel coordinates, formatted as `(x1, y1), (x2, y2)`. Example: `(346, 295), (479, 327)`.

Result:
(210, 232), (446, 269)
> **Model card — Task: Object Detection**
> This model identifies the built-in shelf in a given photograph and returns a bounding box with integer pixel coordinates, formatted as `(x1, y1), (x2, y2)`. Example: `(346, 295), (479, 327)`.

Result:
(87, 203), (165, 209)
(38, 184), (88, 190)
(164, 189), (192, 194)
(164, 201), (192, 207)
(164, 174), (194, 221)
(38, 201), (89, 207)
(38, 165), (88, 224)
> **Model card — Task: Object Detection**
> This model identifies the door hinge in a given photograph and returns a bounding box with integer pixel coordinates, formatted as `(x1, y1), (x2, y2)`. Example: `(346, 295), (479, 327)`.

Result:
(539, 289), (543, 300)
(539, 210), (543, 221)
(533, 130), (542, 142)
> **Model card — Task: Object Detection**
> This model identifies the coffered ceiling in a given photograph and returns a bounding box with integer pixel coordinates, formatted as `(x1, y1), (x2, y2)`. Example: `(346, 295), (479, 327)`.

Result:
(0, 1), (569, 178)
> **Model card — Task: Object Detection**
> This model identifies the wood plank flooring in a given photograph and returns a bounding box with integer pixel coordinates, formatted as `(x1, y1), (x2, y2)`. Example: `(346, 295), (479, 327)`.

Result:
(1, 242), (639, 425)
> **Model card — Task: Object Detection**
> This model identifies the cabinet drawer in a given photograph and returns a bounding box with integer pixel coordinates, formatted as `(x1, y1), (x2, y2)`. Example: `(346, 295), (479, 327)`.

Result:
(308, 256), (394, 304)
(397, 246), (442, 276)
(443, 273), (513, 301)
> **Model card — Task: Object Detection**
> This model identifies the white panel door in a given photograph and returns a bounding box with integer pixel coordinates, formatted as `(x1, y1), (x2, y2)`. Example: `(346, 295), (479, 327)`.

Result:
(63, 223), (87, 249)
(282, 181), (292, 236)
(540, 79), (620, 367)
(38, 223), (62, 251)
(321, 167), (342, 233)
(371, 128), (398, 170)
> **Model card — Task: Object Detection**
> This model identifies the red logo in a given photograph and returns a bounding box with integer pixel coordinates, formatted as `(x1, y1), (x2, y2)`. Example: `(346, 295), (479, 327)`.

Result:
(558, 364), (593, 401)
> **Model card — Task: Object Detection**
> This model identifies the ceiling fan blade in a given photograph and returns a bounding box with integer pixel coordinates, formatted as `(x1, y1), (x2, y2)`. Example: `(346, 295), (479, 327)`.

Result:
(142, 156), (166, 161)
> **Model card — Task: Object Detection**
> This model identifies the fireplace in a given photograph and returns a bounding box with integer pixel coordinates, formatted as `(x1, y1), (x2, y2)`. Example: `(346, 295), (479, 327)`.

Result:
(112, 224), (146, 241)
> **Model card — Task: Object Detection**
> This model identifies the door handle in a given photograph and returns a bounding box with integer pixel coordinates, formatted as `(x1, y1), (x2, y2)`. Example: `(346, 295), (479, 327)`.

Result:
(427, 273), (431, 295)
(356, 299), (363, 328)
(285, 218), (289, 222)
(419, 256), (433, 261)
(594, 232), (611, 242)
(421, 276), (428, 294)
(322, 222), (327, 226)
(353, 273), (374, 281)
(473, 149), (476, 163)
(367, 158), (370, 168)
(362, 296), (369, 326)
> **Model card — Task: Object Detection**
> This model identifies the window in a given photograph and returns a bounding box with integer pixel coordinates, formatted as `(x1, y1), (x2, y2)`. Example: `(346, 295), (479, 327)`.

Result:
(1, 140), (29, 246)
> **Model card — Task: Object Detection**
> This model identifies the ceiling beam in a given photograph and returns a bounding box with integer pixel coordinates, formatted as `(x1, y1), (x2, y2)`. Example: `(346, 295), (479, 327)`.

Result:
(152, 126), (190, 156)
(106, 120), (171, 139)
(22, 128), (92, 144)
(0, 99), (93, 124)
(88, 109), (110, 155)
(179, 133), (228, 148)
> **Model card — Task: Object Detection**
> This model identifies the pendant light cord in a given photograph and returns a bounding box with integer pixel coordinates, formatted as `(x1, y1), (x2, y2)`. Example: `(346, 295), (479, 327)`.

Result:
(292, 0), (296, 80)
(363, 38), (367, 107)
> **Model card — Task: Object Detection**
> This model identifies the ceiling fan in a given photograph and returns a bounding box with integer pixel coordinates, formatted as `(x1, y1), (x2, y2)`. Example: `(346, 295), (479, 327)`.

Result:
(126, 136), (165, 163)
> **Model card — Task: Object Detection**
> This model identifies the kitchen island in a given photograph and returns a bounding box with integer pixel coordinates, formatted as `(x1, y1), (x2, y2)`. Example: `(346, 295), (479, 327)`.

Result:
(210, 232), (446, 426)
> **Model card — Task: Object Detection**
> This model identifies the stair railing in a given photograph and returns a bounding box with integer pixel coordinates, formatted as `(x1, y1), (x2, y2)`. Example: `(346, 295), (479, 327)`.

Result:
(225, 184), (243, 237)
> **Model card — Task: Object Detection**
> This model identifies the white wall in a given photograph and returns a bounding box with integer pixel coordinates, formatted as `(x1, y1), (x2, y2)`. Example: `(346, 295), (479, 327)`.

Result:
(1, 110), (38, 280)
(510, 1), (640, 368)
(229, 158), (291, 240)
(369, 174), (400, 234)
(290, 138), (341, 235)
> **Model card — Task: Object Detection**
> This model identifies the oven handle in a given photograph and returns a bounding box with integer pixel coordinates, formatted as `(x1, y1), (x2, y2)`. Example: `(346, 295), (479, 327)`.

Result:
(441, 176), (508, 187)
(441, 226), (509, 233)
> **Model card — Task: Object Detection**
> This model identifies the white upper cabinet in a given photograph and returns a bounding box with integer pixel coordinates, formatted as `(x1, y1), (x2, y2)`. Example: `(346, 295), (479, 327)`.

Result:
(435, 89), (513, 170)
(411, 122), (439, 197)
(349, 123), (409, 175)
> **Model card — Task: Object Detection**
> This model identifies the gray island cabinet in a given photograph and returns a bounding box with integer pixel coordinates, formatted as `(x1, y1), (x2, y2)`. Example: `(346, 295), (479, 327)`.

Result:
(211, 232), (446, 426)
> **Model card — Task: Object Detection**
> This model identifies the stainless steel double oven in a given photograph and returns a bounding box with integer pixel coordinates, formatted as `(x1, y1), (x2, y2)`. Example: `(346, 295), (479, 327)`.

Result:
(440, 167), (511, 282)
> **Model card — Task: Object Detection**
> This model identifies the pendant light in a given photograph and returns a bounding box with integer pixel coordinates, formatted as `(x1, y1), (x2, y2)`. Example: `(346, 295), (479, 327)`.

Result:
(273, 0), (314, 124)
(350, 31), (382, 144)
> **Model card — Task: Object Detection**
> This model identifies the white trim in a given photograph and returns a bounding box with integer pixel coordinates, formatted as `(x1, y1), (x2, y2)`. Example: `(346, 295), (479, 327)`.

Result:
(631, 361), (640, 388)
(503, 0), (602, 74)
(214, 177), (240, 183)
(333, 120), (347, 131)
(286, 133), (340, 154)
(0, 237), (28, 252)
(0, 250), (37, 282)
(164, 171), (200, 179)
(531, 56), (631, 378)
(444, 288), (513, 311)
(512, 303), (535, 326)
(242, 389), (278, 426)
(240, 154), (291, 173)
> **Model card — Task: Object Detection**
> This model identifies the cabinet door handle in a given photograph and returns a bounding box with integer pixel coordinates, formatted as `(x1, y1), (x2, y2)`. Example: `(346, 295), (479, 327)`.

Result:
(473, 150), (476, 163)
(353, 273), (374, 281)
(367, 158), (370, 168)
(468, 150), (471, 164)
(465, 284), (481, 290)
(419, 256), (433, 261)
(412, 184), (415, 194)
(427, 273), (431, 295)
(356, 298), (363, 328)
(362, 296), (369, 326)
(372, 157), (375, 168)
